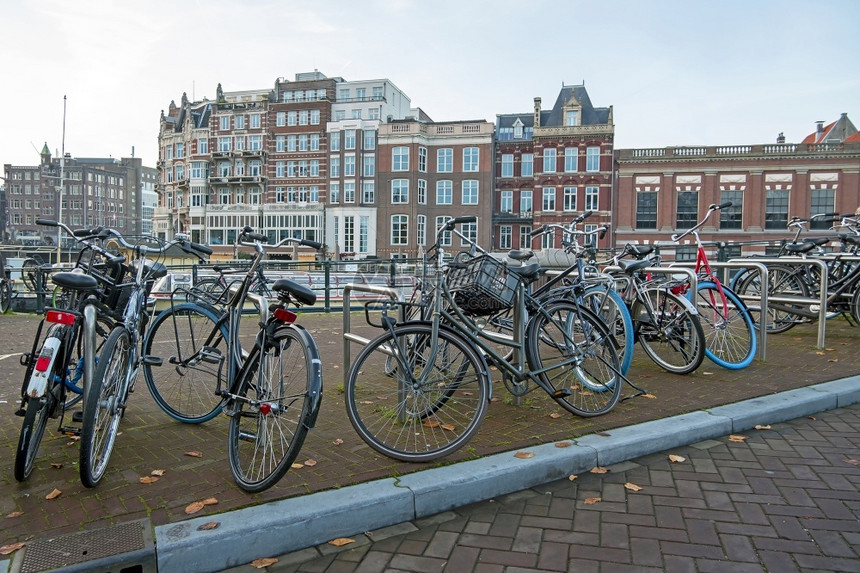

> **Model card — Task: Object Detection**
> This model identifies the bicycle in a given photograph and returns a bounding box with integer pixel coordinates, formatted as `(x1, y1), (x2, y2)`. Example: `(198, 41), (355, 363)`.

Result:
(77, 229), (210, 487)
(344, 215), (631, 462)
(670, 202), (756, 369)
(142, 226), (323, 492)
(196, 263), (273, 302)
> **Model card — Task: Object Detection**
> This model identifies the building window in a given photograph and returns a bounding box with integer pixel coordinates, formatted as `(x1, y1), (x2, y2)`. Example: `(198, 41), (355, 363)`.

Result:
(359, 216), (369, 253)
(417, 179), (427, 204)
(542, 148), (557, 173)
(362, 181), (374, 204)
(363, 130), (376, 150)
(563, 187), (577, 212)
(500, 190), (513, 213)
(235, 115), (245, 129)
(418, 147), (427, 172)
(542, 187), (555, 211)
(344, 155), (356, 177)
(636, 191), (658, 229)
(566, 111), (579, 126)
(310, 110), (320, 125)
(542, 229), (555, 249)
(519, 225), (531, 249)
(675, 245), (697, 262)
(810, 188), (835, 229)
(344, 182), (355, 203)
(218, 137), (231, 152)
(345, 130), (356, 150)
(392, 146), (409, 171)
(436, 216), (452, 247)
(330, 157), (340, 178)
(463, 147), (479, 172)
(330, 132), (340, 152)
(198, 138), (208, 154)
(501, 154), (514, 178)
(765, 190), (789, 230)
(585, 186), (599, 211)
(251, 114), (261, 128)
(676, 191), (699, 229)
(460, 221), (477, 247)
(499, 226), (512, 250)
(330, 183), (340, 203)
(220, 116), (230, 130)
(392, 179), (409, 204)
(720, 190), (743, 230)
(462, 180), (479, 205)
(521, 189), (532, 214)
(586, 147), (600, 172)
(436, 180), (453, 205)
(391, 215), (408, 246)
(344, 216), (355, 253)
(363, 155), (375, 177)
(437, 148), (453, 173)
(276, 112), (286, 127)
(521, 153), (533, 177)
(564, 147), (578, 173)
(417, 215), (426, 246)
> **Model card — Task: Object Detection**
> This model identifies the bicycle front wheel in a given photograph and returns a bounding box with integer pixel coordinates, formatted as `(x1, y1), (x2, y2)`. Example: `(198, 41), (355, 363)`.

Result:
(143, 303), (228, 423)
(693, 282), (756, 369)
(227, 325), (321, 493)
(80, 326), (131, 488)
(528, 301), (622, 417)
(579, 285), (634, 375)
(633, 288), (705, 375)
(345, 323), (489, 462)
(734, 265), (807, 334)
(0, 280), (12, 313)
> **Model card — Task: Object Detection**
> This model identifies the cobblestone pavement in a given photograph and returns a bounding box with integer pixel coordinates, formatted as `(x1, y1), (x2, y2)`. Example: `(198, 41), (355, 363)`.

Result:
(1, 309), (859, 569)
(242, 404), (860, 572)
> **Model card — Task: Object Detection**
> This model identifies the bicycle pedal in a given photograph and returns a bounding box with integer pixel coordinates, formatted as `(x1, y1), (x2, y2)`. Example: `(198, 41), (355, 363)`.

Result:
(60, 427), (81, 436)
(551, 389), (572, 398)
(14, 407), (26, 417)
(142, 355), (163, 367)
(72, 411), (84, 423)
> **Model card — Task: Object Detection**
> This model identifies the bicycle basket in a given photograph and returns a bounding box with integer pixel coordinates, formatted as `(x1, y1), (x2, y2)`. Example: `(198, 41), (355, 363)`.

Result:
(445, 255), (517, 316)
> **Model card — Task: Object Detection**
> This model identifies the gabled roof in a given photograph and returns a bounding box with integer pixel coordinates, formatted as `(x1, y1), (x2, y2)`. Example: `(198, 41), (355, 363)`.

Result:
(802, 113), (857, 144)
(844, 131), (860, 143)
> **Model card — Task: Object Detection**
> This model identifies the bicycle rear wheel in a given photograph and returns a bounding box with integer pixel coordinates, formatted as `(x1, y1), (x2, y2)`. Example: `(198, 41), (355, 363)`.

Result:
(0, 280), (11, 313)
(227, 326), (321, 492)
(693, 282), (756, 369)
(345, 323), (489, 462)
(579, 285), (634, 375)
(633, 287), (705, 375)
(143, 303), (228, 423)
(80, 326), (131, 488)
(528, 300), (622, 417)
(14, 392), (54, 482)
(734, 265), (807, 334)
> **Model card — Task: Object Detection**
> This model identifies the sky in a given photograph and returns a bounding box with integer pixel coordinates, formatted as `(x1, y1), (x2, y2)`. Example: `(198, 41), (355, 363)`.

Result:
(1, 0), (858, 169)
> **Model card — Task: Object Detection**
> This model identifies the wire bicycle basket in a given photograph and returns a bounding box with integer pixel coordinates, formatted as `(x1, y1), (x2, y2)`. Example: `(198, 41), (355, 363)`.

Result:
(445, 255), (518, 316)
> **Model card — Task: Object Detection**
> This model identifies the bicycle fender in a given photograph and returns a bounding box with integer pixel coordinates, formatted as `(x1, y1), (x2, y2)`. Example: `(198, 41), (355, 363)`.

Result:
(282, 324), (323, 429)
(26, 337), (62, 398)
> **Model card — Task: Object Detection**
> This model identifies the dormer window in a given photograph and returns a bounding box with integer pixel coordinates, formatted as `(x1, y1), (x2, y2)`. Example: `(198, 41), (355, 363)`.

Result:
(566, 111), (579, 126)
(513, 119), (524, 139)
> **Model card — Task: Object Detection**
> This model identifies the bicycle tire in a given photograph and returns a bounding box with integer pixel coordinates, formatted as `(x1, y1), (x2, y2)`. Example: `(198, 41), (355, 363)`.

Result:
(14, 390), (54, 482)
(143, 303), (228, 423)
(0, 281), (11, 313)
(527, 300), (622, 416)
(80, 326), (131, 488)
(227, 325), (321, 492)
(692, 282), (756, 369)
(579, 285), (634, 375)
(633, 287), (705, 375)
(62, 315), (113, 411)
(734, 264), (807, 334)
(21, 259), (40, 293)
(345, 322), (489, 462)
(197, 277), (226, 297)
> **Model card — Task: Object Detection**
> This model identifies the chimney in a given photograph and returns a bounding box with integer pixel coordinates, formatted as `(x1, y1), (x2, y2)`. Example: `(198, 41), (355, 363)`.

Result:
(815, 120), (825, 139)
(776, 132), (785, 144)
(534, 97), (542, 128)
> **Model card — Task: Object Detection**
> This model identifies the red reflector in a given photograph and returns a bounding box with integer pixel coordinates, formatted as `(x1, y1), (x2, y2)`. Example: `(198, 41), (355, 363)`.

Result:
(46, 310), (76, 325)
(273, 308), (297, 323)
(260, 403), (272, 415)
(35, 356), (52, 372)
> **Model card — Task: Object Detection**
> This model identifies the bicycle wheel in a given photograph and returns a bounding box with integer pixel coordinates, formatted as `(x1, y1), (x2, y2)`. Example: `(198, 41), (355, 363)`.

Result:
(579, 285), (634, 375)
(14, 391), (55, 482)
(21, 259), (40, 293)
(227, 325), (321, 492)
(80, 326), (131, 488)
(734, 265), (807, 334)
(345, 323), (489, 462)
(0, 280), (11, 313)
(633, 287), (705, 375)
(528, 300), (622, 416)
(693, 282), (756, 369)
(61, 315), (113, 411)
(143, 303), (228, 423)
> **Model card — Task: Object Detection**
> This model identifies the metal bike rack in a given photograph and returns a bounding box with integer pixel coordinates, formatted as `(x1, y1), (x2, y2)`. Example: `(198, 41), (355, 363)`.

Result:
(342, 283), (404, 385)
(670, 261), (769, 360)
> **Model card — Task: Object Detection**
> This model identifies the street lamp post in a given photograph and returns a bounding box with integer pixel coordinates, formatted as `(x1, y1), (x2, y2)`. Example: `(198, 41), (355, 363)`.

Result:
(57, 95), (67, 265)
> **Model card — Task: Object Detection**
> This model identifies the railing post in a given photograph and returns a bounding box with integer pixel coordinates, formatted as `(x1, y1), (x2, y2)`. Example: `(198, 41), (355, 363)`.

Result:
(324, 259), (331, 313)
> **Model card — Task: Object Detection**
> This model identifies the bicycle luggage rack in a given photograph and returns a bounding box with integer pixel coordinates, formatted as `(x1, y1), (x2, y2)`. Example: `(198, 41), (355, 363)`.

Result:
(342, 283), (404, 385)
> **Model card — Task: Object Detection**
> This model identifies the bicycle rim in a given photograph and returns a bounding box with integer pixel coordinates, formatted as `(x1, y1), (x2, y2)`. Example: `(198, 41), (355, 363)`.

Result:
(346, 323), (489, 462)
(634, 289), (705, 375)
(14, 395), (52, 481)
(227, 327), (315, 492)
(693, 282), (756, 369)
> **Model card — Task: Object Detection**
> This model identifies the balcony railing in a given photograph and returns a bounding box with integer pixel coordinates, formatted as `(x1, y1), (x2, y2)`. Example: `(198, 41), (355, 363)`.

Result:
(618, 141), (857, 162)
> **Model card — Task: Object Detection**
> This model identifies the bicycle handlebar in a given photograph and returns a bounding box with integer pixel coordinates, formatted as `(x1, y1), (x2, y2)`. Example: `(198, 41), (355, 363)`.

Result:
(671, 202), (732, 242)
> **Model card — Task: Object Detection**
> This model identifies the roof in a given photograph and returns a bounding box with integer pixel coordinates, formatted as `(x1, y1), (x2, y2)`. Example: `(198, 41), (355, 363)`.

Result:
(495, 83), (611, 130)
(802, 113), (857, 144)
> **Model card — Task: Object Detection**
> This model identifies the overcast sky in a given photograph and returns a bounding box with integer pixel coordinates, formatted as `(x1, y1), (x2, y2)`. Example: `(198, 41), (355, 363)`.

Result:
(2, 0), (858, 169)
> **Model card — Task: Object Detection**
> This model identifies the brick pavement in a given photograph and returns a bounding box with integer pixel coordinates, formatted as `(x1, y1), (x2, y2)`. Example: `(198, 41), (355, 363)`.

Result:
(245, 404), (860, 572)
(1, 310), (859, 568)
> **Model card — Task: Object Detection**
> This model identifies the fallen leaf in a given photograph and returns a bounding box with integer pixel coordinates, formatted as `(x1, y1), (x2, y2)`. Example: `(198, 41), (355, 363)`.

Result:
(624, 482), (643, 492)
(669, 454), (686, 463)
(643, 393), (657, 399)
(328, 538), (355, 547)
(584, 497), (602, 505)
(845, 459), (860, 466)
(202, 498), (218, 506)
(185, 451), (204, 458)
(251, 557), (279, 568)
(0, 542), (25, 556)
(828, 358), (839, 362)
(568, 474), (578, 481)
(793, 337), (803, 341)
(555, 441), (572, 448)
(291, 463), (304, 469)
(549, 412), (561, 419)
(185, 501), (205, 515)
(754, 425), (771, 430)
(423, 420), (440, 428)
(304, 459), (318, 467)
(45, 489), (62, 500)
(816, 351), (825, 356)
(809, 416), (817, 421)
(514, 451), (535, 459)
(332, 438), (344, 446)
(5, 511), (23, 519)
(139, 476), (159, 484)
(702, 371), (714, 376)
(490, 397), (501, 402)
(197, 522), (220, 531)
(590, 466), (609, 474)
(596, 432), (611, 437)
(151, 469), (166, 476)
(728, 435), (748, 443)
(826, 348), (836, 351)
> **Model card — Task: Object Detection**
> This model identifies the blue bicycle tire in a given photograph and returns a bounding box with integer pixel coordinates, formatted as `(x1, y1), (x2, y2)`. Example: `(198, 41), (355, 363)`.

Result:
(692, 282), (756, 370)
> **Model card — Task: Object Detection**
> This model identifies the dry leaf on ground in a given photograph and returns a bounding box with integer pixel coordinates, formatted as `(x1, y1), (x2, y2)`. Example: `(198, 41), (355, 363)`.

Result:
(669, 454), (686, 463)
(754, 425), (771, 430)
(202, 498), (218, 506)
(5, 511), (24, 519)
(624, 482), (643, 492)
(568, 475), (578, 481)
(50, 462), (63, 469)
(304, 459), (318, 467)
(185, 501), (205, 515)
(185, 451), (204, 458)
(555, 441), (571, 448)
(643, 393), (657, 399)
(584, 497), (602, 505)
(845, 459), (860, 466)
(139, 476), (159, 484)
(198, 522), (219, 531)
(514, 451), (535, 459)
(45, 489), (62, 500)
(251, 557), (279, 568)
(549, 412), (562, 419)
(0, 542), (25, 555)
(291, 463), (304, 469)
(729, 435), (748, 442)
(332, 438), (344, 445)
(328, 538), (355, 547)
(151, 469), (166, 477)
(590, 466), (609, 474)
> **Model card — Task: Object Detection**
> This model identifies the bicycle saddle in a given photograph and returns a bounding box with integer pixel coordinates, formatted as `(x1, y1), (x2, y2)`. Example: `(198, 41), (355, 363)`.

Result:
(212, 265), (241, 273)
(132, 260), (168, 280)
(784, 241), (820, 254)
(52, 272), (99, 291)
(618, 259), (651, 274)
(272, 278), (316, 306)
(507, 249), (534, 262)
(803, 237), (830, 247)
(507, 262), (544, 283)
(625, 244), (654, 258)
